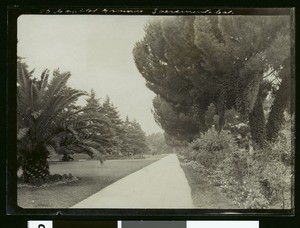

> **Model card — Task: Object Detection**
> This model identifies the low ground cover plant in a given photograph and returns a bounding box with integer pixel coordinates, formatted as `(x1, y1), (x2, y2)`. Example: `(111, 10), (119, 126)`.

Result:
(18, 173), (78, 188)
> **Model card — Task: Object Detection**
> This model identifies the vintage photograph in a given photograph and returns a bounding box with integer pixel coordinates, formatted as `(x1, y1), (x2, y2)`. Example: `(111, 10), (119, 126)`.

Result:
(16, 12), (294, 210)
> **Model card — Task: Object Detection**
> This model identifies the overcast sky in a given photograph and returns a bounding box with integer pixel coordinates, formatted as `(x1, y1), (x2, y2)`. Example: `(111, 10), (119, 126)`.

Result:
(18, 15), (163, 135)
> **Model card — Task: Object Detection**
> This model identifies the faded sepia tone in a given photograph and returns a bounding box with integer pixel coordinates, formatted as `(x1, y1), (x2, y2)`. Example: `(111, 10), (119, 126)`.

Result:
(17, 13), (294, 210)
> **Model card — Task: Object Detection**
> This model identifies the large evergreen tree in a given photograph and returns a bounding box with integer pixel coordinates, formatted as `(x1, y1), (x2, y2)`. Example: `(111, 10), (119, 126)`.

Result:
(152, 95), (199, 142)
(100, 96), (124, 155)
(121, 117), (149, 156)
(85, 89), (101, 111)
(133, 15), (292, 149)
(133, 16), (228, 140)
(214, 16), (291, 148)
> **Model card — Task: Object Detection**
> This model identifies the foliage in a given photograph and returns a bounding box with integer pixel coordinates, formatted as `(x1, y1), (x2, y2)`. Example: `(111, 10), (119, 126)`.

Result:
(134, 15), (292, 149)
(204, 104), (250, 148)
(18, 173), (78, 187)
(101, 96), (124, 135)
(187, 128), (238, 168)
(82, 92), (118, 156)
(185, 121), (293, 209)
(194, 15), (292, 148)
(85, 89), (101, 110)
(152, 95), (199, 142)
(133, 17), (210, 141)
(213, 150), (270, 209)
(204, 103), (217, 129)
(146, 132), (173, 155)
(17, 48), (155, 184)
(17, 60), (87, 182)
(17, 60), (114, 182)
(121, 118), (150, 156)
(266, 58), (292, 142)
(258, 116), (293, 207)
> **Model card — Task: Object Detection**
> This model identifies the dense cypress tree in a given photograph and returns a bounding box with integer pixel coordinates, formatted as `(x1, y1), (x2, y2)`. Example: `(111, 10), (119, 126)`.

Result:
(134, 15), (292, 148)
(133, 17), (213, 139)
(152, 95), (200, 142)
(214, 16), (291, 147)
(121, 117), (149, 156)
(85, 89), (101, 111)
(98, 96), (124, 155)
(101, 96), (123, 133)
(77, 91), (116, 157)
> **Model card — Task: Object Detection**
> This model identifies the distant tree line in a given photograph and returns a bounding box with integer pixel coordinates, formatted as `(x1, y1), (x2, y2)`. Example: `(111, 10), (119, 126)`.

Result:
(146, 132), (174, 155)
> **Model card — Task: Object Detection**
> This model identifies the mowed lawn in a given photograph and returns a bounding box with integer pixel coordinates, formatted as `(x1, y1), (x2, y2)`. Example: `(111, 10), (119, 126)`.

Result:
(18, 155), (165, 208)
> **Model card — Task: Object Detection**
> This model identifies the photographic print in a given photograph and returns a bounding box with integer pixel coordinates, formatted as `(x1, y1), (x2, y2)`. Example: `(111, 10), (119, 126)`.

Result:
(15, 9), (295, 211)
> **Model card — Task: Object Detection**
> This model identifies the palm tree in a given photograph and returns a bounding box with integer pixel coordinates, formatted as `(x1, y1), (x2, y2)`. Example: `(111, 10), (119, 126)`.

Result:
(48, 108), (114, 163)
(17, 60), (109, 183)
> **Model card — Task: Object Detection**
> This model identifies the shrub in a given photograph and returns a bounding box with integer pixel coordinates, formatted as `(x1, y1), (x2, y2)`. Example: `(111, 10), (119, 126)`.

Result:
(212, 137), (292, 209)
(214, 155), (270, 209)
(18, 173), (78, 188)
(255, 121), (293, 208)
(187, 128), (239, 168)
(132, 154), (145, 159)
(185, 121), (293, 209)
(225, 122), (250, 149)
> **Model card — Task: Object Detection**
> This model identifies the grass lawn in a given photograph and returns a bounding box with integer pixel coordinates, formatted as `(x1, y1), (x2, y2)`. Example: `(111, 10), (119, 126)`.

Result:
(180, 162), (240, 209)
(18, 155), (165, 208)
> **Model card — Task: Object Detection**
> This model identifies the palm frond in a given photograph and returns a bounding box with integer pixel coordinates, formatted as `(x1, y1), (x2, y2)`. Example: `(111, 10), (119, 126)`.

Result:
(38, 69), (50, 99)
(66, 126), (80, 141)
(17, 62), (114, 173)
(85, 147), (106, 164)
(17, 63), (33, 109)
(35, 91), (86, 138)
(17, 128), (29, 140)
(45, 144), (56, 155)
(44, 70), (71, 100)
(74, 143), (106, 164)
(71, 124), (102, 131)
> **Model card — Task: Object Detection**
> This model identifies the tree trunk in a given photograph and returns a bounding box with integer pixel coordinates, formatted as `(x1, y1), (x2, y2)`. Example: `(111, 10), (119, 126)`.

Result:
(22, 149), (50, 183)
(216, 98), (225, 133)
(198, 113), (208, 133)
(248, 94), (267, 149)
(266, 59), (291, 142)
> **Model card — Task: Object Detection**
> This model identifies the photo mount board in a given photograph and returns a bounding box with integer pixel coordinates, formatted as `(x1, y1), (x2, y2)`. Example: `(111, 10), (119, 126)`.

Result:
(5, 3), (298, 228)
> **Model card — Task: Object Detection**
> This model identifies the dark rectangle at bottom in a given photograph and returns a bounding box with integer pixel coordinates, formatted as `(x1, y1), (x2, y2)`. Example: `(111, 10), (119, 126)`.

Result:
(53, 221), (117, 228)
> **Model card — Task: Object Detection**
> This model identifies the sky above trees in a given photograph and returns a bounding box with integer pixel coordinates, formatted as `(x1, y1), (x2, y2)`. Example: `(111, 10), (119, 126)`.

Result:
(17, 15), (163, 134)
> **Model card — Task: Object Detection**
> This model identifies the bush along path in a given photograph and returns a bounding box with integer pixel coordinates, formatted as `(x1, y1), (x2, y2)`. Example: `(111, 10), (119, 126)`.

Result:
(71, 154), (195, 208)
(180, 127), (293, 209)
